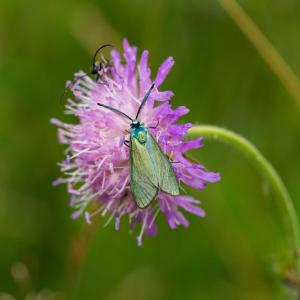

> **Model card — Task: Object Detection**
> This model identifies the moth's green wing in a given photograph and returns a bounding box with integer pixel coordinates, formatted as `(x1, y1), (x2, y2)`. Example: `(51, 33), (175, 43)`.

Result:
(130, 130), (179, 209)
(146, 132), (180, 196)
(130, 135), (158, 208)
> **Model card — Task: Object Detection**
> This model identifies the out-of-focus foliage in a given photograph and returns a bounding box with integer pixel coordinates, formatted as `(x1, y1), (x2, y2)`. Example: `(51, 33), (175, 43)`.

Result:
(0, 0), (300, 299)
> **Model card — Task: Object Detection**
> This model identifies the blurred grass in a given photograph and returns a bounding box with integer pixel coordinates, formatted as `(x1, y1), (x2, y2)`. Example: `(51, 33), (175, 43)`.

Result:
(0, 0), (300, 299)
(219, 0), (300, 107)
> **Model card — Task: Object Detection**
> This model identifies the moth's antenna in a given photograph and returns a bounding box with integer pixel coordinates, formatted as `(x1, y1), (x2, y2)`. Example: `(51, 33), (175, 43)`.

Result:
(136, 83), (155, 120)
(97, 103), (133, 121)
(92, 44), (113, 72)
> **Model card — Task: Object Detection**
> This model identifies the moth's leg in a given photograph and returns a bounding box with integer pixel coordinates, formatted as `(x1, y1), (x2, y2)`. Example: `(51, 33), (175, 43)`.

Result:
(123, 140), (130, 148)
(149, 119), (160, 129)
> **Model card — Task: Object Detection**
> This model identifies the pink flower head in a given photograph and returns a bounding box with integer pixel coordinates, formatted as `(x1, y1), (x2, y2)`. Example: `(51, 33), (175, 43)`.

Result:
(51, 39), (220, 245)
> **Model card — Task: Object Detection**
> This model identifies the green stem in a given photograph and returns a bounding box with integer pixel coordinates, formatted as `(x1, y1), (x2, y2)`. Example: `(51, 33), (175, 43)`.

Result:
(188, 125), (300, 278)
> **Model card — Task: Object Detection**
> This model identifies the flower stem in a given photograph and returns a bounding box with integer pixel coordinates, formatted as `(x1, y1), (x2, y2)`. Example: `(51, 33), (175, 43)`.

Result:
(188, 125), (300, 279)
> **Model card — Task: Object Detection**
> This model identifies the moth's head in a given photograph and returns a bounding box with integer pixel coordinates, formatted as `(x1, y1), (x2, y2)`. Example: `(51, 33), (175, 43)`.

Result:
(131, 119), (140, 129)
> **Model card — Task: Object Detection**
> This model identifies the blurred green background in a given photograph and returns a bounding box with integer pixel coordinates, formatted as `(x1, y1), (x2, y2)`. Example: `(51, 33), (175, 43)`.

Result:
(1, 0), (300, 299)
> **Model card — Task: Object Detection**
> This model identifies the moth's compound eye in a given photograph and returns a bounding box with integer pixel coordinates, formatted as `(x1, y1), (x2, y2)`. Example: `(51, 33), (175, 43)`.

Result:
(137, 131), (147, 144)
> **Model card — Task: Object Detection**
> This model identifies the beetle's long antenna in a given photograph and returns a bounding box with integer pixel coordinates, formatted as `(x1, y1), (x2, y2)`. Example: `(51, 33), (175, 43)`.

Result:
(97, 103), (133, 121)
(135, 84), (155, 120)
(92, 44), (113, 68)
